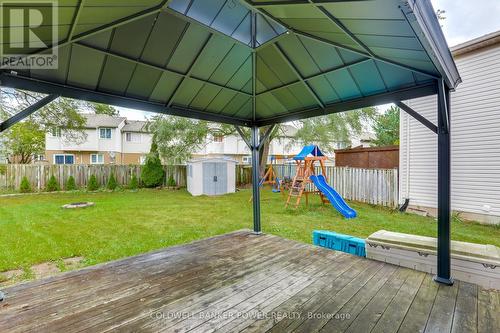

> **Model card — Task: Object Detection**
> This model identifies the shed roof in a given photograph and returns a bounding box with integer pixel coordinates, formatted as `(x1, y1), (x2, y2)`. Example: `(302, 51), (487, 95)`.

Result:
(0, 0), (460, 127)
(188, 157), (238, 164)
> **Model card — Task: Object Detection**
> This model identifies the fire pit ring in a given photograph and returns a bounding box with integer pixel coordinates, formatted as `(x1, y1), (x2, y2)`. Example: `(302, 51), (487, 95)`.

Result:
(62, 202), (95, 209)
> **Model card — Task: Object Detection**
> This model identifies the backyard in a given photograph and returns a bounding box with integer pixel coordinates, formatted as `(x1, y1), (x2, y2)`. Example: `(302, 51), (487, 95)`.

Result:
(1, 188), (499, 285)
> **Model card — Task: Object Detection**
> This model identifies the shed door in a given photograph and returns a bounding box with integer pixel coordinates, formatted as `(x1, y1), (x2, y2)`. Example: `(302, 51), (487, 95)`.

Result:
(203, 162), (227, 195)
(215, 163), (227, 195)
(203, 163), (216, 195)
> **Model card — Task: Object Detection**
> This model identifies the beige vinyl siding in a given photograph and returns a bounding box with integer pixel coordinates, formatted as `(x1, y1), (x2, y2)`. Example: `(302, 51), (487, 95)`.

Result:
(400, 44), (500, 221)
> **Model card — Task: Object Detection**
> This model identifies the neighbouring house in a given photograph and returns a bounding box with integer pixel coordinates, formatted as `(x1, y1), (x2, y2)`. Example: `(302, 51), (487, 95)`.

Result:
(194, 124), (367, 165)
(45, 114), (152, 165)
(45, 115), (370, 166)
(357, 132), (376, 148)
(400, 30), (500, 225)
(193, 125), (305, 164)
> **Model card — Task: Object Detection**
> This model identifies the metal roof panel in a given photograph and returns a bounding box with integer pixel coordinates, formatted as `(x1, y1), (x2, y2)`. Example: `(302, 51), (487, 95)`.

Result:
(0, 0), (460, 126)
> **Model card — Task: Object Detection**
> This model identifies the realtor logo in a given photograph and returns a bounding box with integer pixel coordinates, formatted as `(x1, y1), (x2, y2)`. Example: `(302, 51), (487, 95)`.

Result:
(0, 0), (58, 69)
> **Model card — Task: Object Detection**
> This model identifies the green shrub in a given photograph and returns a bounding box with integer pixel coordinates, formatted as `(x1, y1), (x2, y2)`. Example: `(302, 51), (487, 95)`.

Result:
(128, 174), (139, 190)
(20, 176), (31, 193)
(66, 175), (77, 191)
(107, 173), (117, 191)
(87, 174), (99, 191)
(167, 175), (176, 187)
(46, 175), (60, 192)
(141, 154), (164, 188)
(0, 165), (6, 175)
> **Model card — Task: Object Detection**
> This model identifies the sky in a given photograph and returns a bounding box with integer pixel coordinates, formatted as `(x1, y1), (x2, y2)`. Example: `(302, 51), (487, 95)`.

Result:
(119, 1), (500, 120)
(431, 0), (500, 47)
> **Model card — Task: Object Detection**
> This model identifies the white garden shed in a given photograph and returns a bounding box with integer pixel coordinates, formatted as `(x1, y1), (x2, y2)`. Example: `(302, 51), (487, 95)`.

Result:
(187, 158), (237, 196)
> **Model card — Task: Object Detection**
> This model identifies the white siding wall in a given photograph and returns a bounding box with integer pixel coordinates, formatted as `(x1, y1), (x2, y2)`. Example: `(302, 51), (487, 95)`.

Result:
(195, 134), (308, 161)
(47, 128), (153, 154)
(196, 135), (250, 156)
(121, 133), (153, 154)
(400, 44), (500, 223)
(46, 129), (100, 151)
(97, 128), (119, 151)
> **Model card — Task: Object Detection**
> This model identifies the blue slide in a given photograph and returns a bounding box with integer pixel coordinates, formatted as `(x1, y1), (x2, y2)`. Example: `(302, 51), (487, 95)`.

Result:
(310, 175), (357, 219)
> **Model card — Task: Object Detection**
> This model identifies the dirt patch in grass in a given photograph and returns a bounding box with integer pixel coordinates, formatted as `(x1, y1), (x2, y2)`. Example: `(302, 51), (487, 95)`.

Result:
(0, 257), (86, 287)
(31, 262), (60, 279)
(62, 257), (85, 271)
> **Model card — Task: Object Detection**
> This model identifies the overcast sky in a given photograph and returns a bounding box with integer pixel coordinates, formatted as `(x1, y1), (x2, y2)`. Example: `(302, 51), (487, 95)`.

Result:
(120, 1), (500, 120)
(431, 0), (500, 46)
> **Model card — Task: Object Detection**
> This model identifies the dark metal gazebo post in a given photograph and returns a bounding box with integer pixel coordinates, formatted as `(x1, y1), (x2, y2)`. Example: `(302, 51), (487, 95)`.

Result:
(435, 80), (453, 285)
(250, 126), (261, 234)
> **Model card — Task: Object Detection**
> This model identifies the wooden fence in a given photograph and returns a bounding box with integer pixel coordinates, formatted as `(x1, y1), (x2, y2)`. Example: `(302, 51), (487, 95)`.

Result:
(274, 165), (399, 208)
(335, 145), (400, 169)
(0, 164), (398, 207)
(0, 164), (187, 191)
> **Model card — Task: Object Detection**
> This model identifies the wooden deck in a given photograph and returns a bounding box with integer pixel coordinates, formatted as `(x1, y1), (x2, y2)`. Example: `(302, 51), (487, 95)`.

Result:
(1, 230), (498, 333)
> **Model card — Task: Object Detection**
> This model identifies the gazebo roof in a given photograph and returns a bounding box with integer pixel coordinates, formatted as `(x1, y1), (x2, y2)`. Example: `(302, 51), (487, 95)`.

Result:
(0, 0), (460, 126)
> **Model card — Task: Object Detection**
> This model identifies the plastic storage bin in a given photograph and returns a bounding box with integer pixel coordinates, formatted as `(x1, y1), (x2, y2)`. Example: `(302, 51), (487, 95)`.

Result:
(313, 230), (366, 257)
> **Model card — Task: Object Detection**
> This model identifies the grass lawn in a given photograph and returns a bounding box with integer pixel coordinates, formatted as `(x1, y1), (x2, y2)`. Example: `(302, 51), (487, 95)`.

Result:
(0, 188), (499, 274)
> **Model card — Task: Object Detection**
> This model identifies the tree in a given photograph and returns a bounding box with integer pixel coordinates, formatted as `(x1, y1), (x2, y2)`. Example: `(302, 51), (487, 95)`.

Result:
(436, 9), (446, 21)
(147, 116), (210, 164)
(0, 89), (87, 142)
(148, 107), (376, 177)
(20, 176), (31, 193)
(371, 105), (400, 146)
(46, 175), (60, 192)
(128, 174), (139, 190)
(1, 120), (45, 164)
(141, 140), (165, 188)
(294, 108), (377, 152)
(167, 175), (176, 187)
(436, 9), (446, 27)
(107, 173), (118, 190)
(87, 174), (99, 191)
(66, 176), (77, 191)
(92, 103), (119, 116)
(256, 125), (285, 176)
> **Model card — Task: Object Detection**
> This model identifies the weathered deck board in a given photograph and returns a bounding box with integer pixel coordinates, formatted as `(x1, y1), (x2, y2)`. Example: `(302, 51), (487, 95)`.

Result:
(0, 230), (498, 333)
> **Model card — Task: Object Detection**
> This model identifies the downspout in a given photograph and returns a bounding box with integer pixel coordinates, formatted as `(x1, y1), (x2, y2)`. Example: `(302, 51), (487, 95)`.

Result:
(406, 104), (411, 198)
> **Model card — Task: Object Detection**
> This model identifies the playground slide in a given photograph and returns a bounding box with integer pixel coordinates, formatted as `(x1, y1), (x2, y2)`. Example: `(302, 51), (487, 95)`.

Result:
(310, 175), (357, 219)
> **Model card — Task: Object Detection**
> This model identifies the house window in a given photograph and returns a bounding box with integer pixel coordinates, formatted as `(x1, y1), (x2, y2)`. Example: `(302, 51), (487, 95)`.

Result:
(242, 156), (252, 164)
(91, 154), (104, 164)
(51, 128), (61, 137)
(213, 134), (224, 143)
(54, 154), (74, 165)
(99, 128), (112, 139)
(126, 132), (140, 143)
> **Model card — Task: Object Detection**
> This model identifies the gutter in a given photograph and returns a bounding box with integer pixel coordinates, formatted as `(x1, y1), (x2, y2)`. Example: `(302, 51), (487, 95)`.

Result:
(402, 0), (462, 89)
(451, 31), (500, 57)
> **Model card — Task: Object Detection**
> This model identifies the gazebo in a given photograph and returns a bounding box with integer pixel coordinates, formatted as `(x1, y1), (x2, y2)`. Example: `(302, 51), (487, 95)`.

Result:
(0, 0), (460, 288)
